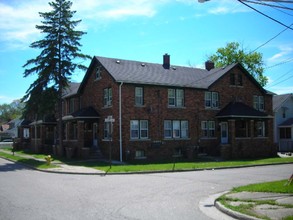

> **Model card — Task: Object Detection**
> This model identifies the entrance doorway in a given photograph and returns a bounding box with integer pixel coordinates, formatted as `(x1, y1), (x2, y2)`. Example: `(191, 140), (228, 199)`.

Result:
(221, 122), (228, 144)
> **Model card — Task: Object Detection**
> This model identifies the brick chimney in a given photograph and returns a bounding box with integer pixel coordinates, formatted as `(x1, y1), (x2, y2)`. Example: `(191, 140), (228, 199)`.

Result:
(205, 60), (215, 71)
(163, 53), (170, 69)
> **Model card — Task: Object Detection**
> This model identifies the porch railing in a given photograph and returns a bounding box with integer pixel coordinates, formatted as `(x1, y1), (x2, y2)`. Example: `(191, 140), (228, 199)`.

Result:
(279, 140), (293, 152)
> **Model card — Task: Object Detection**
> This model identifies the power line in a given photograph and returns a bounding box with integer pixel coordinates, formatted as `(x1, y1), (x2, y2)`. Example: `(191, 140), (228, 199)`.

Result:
(266, 68), (293, 87)
(265, 57), (293, 69)
(266, 70), (293, 88)
(242, 0), (293, 10)
(251, 23), (293, 53)
(238, 0), (293, 30)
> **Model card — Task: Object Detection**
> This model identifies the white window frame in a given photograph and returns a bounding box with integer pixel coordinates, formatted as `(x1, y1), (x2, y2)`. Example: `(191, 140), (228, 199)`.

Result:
(201, 121), (215, 137)
(96, 66), (101, 80)
(164, 120), (172, 138)
(205, 92), (219, 108)
(168, 89), (184, 107)
(104, 88), (112, 107)
(256, 121), (265, 137)
(135, 150), (146, 159)
(130, 120), (149, 140)
(104, 122), (111, 140)
(164, 120), (189, 139)
(140, 120), (148, 139)
(253, 95), (264, 111)
(135, 87), (144, 106)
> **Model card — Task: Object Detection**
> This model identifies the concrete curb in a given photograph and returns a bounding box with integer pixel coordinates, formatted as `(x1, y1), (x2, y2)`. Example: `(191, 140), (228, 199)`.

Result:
(215, 200), (260, 220)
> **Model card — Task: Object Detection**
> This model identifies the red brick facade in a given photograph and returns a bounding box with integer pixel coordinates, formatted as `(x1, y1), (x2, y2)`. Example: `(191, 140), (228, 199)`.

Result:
(68, 57), (276, 161)
(22, 56), (275, 161)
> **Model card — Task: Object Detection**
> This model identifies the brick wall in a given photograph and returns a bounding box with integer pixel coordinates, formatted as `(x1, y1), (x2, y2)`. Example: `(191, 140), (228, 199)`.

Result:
(79, 62), (275, 161)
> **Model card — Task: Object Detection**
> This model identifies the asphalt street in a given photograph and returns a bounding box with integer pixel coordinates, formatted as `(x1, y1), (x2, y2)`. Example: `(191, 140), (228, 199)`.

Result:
(0, 158), (292, 220)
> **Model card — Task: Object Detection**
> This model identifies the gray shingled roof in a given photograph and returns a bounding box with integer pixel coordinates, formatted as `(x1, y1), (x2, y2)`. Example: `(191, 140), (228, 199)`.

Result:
(62, 82), (80, 98)
(96, 56), (237, 89)
(273, 93), (292, 112)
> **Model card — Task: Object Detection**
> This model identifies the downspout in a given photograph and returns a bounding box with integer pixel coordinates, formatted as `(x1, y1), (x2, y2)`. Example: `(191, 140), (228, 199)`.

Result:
(119, 82), (124, 162)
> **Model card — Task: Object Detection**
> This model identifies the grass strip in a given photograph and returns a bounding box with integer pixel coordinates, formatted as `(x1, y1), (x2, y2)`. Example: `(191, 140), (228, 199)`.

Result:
(66, 157), (293, 173)
(0, 151), (59, 169)
(232, 179), (293, 194)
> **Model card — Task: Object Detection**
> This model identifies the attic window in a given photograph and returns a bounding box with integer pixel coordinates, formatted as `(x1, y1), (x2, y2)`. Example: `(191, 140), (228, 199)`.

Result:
(96, 67), (101, 80)
(116, 60), (120, 64)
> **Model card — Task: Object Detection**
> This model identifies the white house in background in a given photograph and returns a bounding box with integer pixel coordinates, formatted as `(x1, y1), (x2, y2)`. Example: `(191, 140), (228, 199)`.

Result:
(6, 118), (23, 138)
(273, 93), (293, 152)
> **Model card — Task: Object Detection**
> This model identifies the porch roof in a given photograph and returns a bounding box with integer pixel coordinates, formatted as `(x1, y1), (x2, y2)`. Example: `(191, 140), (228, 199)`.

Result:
(279, 118), (293, 127)
(63, 106), (100, 121)
(216, 102), (271, 119)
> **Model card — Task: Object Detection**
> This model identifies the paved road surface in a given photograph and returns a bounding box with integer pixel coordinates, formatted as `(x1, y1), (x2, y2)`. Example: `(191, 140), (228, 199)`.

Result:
(0, 158), (292, 220)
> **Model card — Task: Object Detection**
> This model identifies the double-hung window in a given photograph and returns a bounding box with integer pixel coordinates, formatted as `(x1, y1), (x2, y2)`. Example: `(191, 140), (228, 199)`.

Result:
(104, 122), (111, 140)
(168, 89), (184, 107)
(135, 87), (144, 106)
(130, 120), (149, 140)
(205, 92), (219, 108)
(164, 120), (189, 139)
(201, 121), (215, 137)
(104, 88), (112, 107)
(256, 121), (265, 137)
(253, 95), (264, 111)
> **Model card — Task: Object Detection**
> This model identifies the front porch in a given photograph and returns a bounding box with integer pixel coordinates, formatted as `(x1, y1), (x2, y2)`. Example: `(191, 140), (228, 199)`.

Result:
(62, 106), (101, 159)
(216, 102), (276, 159)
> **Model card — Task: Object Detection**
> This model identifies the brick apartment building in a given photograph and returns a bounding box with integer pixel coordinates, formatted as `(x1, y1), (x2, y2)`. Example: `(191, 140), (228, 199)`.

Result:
(19, 54), (276, 161)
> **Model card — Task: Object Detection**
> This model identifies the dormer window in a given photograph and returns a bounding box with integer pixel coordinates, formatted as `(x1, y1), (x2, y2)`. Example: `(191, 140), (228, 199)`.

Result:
(96, 66), (101, 80)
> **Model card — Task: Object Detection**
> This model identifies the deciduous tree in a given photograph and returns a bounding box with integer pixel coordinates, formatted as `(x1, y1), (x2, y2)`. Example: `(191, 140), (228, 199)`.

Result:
(209, 42), (268, 87)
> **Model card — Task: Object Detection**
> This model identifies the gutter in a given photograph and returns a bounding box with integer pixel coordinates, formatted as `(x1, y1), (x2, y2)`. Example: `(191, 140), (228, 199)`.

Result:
(119, 82), (124, 162)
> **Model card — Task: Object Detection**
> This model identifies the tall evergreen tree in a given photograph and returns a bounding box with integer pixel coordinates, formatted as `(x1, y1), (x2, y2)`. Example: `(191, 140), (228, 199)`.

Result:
(22, 0), (90, 149)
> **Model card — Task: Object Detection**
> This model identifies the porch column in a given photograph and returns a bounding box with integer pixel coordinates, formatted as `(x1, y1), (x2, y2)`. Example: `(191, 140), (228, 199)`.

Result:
(228, 119), (235, 146)
(250, 120), (254, 138)
(40, 125), (46, 146)
(77, 121), (85, 157)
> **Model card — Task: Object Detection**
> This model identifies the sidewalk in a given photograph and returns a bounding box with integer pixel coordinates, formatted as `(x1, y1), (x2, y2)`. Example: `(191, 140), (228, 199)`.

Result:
(0, 149), (106, 175)
(215, 191), (293, 220)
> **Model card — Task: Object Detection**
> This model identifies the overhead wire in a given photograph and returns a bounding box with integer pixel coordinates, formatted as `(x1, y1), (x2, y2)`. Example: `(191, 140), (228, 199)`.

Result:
(242, 0), (293, 10)
(237, 0), (293, 30)
(250, 23), (293, 53)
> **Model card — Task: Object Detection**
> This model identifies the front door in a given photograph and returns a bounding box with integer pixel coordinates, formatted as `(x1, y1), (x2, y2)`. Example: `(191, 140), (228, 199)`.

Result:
(221, 122), (228, 144)
(93, 123), (98, 147)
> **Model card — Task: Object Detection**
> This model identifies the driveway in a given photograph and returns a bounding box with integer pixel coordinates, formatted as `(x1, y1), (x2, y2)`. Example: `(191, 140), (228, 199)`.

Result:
(0, 158), (291, 220)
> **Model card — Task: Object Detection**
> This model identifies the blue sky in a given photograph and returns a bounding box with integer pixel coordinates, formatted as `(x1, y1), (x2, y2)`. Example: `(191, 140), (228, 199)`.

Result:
(0, 0), (292, 104)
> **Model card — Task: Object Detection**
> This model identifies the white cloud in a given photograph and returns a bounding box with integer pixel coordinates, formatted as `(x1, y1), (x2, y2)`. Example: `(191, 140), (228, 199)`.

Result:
(0, 95), (17, 104)
(266, 45), (293, 69)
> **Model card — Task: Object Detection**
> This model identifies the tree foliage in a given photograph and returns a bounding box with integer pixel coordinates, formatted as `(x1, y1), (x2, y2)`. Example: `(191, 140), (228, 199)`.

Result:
(22, 0), (90, 146)
(209, 42), (268, 87)
(0, 100), (23, 124)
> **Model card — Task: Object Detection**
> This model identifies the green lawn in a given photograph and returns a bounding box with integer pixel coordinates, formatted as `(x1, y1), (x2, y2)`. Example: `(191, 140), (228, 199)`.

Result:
(232, 179), (293, 194)
(0, 150), (59, 169)
(1, 145), (293, 173)
(66, 157), (293, 173)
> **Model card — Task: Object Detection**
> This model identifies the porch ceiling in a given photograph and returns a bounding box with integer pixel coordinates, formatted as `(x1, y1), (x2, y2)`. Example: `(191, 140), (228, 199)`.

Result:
(216, 102), (271, 119)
